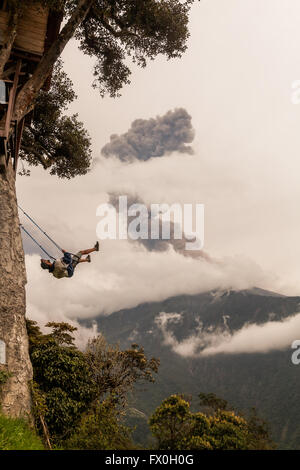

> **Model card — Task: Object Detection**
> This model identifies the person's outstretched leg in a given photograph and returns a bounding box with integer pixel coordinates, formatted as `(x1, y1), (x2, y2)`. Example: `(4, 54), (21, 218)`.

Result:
(78, 242), (99, 256)
(78, 257), (90, 263)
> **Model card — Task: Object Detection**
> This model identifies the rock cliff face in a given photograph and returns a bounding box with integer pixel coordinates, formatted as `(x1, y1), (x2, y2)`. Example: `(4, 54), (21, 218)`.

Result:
(0, 160), (32, 418)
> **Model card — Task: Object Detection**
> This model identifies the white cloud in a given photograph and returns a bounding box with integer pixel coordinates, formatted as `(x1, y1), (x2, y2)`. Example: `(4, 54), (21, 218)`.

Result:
(17, 1), (300, 342)
(25, 243), (270, 330)
(19, 149), (277, 338)
(154, 311), (300, 357)
(155, 311), (229, 357)
(200, 313), (300, 356)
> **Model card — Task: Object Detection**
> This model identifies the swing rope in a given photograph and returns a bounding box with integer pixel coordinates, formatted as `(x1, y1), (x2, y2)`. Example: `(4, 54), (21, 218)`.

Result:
(18, 204), (63, 253)
(20, 224), (56, 260)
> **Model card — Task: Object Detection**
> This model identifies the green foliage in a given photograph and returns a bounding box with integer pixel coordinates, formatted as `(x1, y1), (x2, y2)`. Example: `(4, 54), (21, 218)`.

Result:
(26, 320), (159, 448)
(38, 0), (195, 96)
(199, 392), (228, 412)
(149, 394), (274, 450)
(124, 408), (151, 448)
(44, 321), (77, 346)
(26, 319), (49, 351)
(27, 321), (96, 443)
(149, 395), (192, 450)
(85, 335), (159, 407)
(75, 0), (194, 97)
(26, 317), (273, 451)
(240, 407), (275, 450)
(96, 290), (295, 447)
(64, 400), (134, 450)
(198, 392), (275, 450)
(20, 60), (92, 179)
(5, 0), (195, 176)
(12, 1), (194, 175)
(31, 380), (49, 426)
(0, 414), (44, 450)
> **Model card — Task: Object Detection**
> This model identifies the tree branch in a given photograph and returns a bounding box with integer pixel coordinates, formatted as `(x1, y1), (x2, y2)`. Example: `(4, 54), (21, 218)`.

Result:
(22, 126), (55, 167)
(21, 145), (49, 169)
(100, 16), (138, 39)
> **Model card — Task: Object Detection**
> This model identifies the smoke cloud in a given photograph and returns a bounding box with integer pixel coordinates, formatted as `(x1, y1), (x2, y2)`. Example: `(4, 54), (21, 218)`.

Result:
(101, 108), (195, 162)
(108, 192), (213, 262)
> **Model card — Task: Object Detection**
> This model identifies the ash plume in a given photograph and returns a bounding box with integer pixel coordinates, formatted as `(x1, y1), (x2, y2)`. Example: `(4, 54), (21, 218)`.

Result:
(101, 108), (195, 162)
(108, 193), (212, 262)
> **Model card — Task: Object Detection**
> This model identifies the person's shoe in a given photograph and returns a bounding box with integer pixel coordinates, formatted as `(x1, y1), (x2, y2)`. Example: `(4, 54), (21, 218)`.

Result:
(86, 255), (91, 263)
(94, 241), (99, 251)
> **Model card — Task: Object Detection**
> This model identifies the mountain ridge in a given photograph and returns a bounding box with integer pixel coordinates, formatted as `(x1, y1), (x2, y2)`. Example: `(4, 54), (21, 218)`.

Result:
(82, 287), (300, 448)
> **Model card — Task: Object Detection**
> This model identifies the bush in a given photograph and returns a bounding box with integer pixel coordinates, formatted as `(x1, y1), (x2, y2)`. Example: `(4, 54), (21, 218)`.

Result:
(27, 321), (96, 443)
(27, 321), (159, 446)
(150, 394), (275, 450)
(64, 401), (134, 450)
(0, 414), (44, 450)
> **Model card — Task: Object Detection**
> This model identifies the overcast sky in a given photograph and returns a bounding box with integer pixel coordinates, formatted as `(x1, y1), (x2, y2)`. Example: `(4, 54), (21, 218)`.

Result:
(16, 1), (300, 342)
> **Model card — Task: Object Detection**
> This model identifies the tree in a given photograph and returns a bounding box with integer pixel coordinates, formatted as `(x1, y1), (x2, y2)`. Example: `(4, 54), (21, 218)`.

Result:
(85, 335), (159, 407)
(20, 60), (92, 178)
(0, 0), (194, 418)
(27, 321), (96, 443)
(27, 321), (159, 446)
(149, 395), (193, 449)
(11, 0), (195, 123)
(198, 392), (228, 412)
(64, 400), (135, 450)
(198, 392), (275, 450)
(0, 159), (33, 418)
(149, 394), (275, 450)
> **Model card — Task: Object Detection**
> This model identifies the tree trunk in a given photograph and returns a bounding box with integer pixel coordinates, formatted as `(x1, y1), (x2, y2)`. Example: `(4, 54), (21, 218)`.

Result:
(0, 8), (20, 78)
(13, 0), (95, 122)
(0, 159), (32, 418)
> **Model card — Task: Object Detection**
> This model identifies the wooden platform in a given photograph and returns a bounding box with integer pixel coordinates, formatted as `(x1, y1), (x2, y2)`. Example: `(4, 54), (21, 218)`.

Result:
(0, 1), (62, 174)
(0, 2), (49, 56)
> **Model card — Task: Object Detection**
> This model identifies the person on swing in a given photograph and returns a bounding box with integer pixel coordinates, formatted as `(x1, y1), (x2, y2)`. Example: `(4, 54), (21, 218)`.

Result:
(40, 242), (99, 279)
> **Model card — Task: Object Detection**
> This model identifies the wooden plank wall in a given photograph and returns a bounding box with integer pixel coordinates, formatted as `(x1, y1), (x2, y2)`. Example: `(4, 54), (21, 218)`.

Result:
(0, 2), (49, 56)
